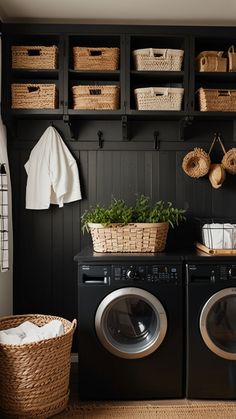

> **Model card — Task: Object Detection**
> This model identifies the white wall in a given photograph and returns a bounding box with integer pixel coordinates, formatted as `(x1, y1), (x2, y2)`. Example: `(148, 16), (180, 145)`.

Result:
(0, 37), (13, 317)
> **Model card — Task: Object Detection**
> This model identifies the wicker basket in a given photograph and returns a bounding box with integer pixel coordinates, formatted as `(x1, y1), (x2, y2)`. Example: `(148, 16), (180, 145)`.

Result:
(228, 46), (236, 72)
(73, 47), (119, 70)
(11, 83), (58, 109)
(133, 48), (184, 71)
(72, 85), (120, 110)
(11, 45), (58, 69)
(182, 147), (211, 178)
(197, 87), (236, 112)
(0, 314), (76, 419)
(196, 51), (227, 72)
(88, 222), (169, 253)
(134, 87), (184, 111)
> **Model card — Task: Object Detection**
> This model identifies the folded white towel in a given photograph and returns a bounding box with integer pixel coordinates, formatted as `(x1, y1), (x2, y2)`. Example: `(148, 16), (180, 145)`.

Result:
(0, 320), (65, 345)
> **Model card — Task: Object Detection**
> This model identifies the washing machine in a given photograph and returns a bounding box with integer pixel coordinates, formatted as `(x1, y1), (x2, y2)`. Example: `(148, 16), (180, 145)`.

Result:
(186, 256), (236, 399)
(75, 249), (184, 400)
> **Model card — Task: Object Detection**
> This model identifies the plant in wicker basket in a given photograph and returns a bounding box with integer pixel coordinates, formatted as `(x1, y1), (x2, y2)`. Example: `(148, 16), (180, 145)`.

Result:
(81, 196), (185, 253)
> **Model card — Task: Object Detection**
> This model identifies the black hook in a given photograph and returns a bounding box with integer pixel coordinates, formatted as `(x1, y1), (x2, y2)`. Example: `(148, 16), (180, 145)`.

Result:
(50, 121), (54, 127)
(153, 131), (160, 150)
(97, 130), (103, 148)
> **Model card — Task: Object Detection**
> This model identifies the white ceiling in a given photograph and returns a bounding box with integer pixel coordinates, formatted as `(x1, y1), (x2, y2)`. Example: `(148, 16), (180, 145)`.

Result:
(0, 0), (236, 25)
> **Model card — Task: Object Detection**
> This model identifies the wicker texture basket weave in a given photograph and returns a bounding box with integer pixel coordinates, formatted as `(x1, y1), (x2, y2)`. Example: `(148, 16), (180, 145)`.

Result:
(88, 222), (169, 253)
(72, 85), (120, 110)
(11, 83), (58, 109)
(133, 48), (184, 71)
(73, 47), (119, 70)
(134, 87), (184, 111)
(228, 46), (236, 72)
(0, 314), (76, 419)
(12, 46), (58, 69)
(182, 148), (211, 178)
(197, 87), (236, 112)
(196, 51), (227, 72)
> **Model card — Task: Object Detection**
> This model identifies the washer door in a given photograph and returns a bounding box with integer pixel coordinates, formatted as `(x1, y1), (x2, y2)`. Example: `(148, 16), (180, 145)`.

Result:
(95, 287), (167, 359)
(200, 288), (236, 360)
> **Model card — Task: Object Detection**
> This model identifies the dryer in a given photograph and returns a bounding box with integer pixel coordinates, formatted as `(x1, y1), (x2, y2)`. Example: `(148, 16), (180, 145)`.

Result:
(186, 258), (236, 399)
(75, 250), (184, 400)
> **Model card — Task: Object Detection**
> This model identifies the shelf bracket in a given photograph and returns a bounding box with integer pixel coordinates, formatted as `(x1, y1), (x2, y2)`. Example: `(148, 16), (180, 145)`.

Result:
(63, 115), (76, 140)
(122, 115), (130, 141)
(179, 116), (193, 141)
(153, 131), (160, 150)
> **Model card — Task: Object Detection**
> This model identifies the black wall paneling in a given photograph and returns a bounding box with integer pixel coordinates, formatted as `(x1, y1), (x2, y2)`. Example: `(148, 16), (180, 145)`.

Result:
(3, 24), (236, 333)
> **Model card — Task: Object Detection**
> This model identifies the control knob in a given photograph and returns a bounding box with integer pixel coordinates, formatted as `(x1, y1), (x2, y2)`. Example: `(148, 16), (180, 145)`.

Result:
(126, 268), (138, 280)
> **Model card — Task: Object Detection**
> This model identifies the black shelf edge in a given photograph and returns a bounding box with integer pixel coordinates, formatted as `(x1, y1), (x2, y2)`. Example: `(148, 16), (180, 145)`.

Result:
(127, 110), (186, 120)
(131, 70), (184, 78)
(69, 69), (120, 75)
(68, 109), (123, 119)
(191, 111), (236, 119)
(8, 109), (63, 119)
(195, 72), (236, 79)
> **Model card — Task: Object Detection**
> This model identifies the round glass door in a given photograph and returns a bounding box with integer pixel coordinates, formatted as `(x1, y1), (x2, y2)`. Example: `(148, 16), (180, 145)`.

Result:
(95, 287), (167, 359)
(200, 288), (236, 360)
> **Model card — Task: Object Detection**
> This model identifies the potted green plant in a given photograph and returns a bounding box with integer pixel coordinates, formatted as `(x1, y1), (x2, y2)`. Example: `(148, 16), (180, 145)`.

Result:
(81, 195), (186, 253)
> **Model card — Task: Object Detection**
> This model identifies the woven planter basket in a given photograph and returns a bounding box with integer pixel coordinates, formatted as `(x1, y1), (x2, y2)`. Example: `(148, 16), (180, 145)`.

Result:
(182, 148), (211, 178)
(11, 83), (58, 109)
(196, 51), (227, 72)
(72, 85), (120, 110)
(132, 48), (184, 71)
(11, 45), (58, 70)
(73, 47), (119, 70)
(88, 222), (169, 253)
(0, 314), (77, 419)
(222, 148), (236, 174)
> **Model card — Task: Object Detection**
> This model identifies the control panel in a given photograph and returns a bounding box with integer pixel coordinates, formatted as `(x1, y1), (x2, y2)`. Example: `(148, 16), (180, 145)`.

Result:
(113, 265), (179, 283)
(187, 264), (236, 283)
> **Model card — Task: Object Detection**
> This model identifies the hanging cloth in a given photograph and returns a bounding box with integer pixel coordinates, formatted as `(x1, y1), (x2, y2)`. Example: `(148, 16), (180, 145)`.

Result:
(25, 126), (82, 209)
(0, 163), (9, 271)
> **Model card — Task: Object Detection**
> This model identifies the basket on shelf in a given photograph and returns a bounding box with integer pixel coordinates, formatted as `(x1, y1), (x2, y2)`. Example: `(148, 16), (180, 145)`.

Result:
(0, 314), (77, 419)
(134, 87), (184, 111)
(11, 83), (58, 109)
(88, 222), (169, 253)
(132, 48), (184, 71)
(73, 47), (119, 70)
(195, 51), (227, 72)
(72, 85), (120, 110)
(197, 87), (236, 112)
(195, 218), (236, 255)
(11, 45), (58, 69)
(228, 45), (236, 72)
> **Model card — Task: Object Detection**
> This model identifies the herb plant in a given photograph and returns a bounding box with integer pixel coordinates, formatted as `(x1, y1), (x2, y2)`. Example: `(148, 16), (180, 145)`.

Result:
(81, 195), (186, 233)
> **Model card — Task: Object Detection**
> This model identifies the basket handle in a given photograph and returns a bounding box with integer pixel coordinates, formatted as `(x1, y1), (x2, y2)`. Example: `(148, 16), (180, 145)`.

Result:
(217, 90), (231, 97)
(149, 48), (167, 58)
(200, 56), (220, 71)
(27, 86), (40, 93)
(72, 319), (77, 330)
(89, 88), (101, 95)
(150, 87), (169, 96)
(88, 49), (102, 57)
(27, 48), (41, 56)
(228, 45), (235, 53)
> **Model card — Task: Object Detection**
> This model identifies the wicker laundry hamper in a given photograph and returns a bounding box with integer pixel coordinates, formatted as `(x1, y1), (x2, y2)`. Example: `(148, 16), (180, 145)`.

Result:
(88, 222), (169, 253)
(0, 314), (77, 419)
(195, 51), (227, 72)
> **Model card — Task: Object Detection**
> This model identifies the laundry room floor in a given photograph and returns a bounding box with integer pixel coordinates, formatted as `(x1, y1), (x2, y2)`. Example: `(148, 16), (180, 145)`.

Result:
(53, 360), (236, 418)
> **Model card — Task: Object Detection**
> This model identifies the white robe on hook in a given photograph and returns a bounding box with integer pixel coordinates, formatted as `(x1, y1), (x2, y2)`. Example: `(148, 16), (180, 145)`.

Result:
(25, 126), (82, 209)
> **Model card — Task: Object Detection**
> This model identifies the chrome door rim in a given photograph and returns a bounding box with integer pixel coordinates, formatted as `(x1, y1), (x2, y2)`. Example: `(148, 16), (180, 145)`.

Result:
(199, 287), (236, 360)
(95, 287), (167, 359)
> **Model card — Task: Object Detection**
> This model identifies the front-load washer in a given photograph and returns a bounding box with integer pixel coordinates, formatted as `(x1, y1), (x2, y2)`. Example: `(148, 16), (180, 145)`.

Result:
(75, 250), (184, 400)
(186, 257), (236, 399)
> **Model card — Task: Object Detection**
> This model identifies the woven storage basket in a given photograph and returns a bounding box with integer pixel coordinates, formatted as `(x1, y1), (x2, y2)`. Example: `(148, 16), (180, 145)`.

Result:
(73, 47), (119, 70)
(88, 222), (169, 253)
(134, 87), (184, 111)
(182, 147), (211, 178)
(197, 87), (236, 112)
(11, 83), (58, 109)
(228, 46), (236, 72)
(0, 314), (76, 419)
(133, 48), (184, 71)
(11, 45), (58, 69)
(222, 148), (236, 174)
(72, 85), (120, 110)
(196, 51), (227, 72)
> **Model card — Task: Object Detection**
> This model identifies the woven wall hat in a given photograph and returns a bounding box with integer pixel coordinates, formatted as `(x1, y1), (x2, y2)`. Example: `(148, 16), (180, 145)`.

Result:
(208, 163), (226, 189)
(182, 147), (211, 178)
